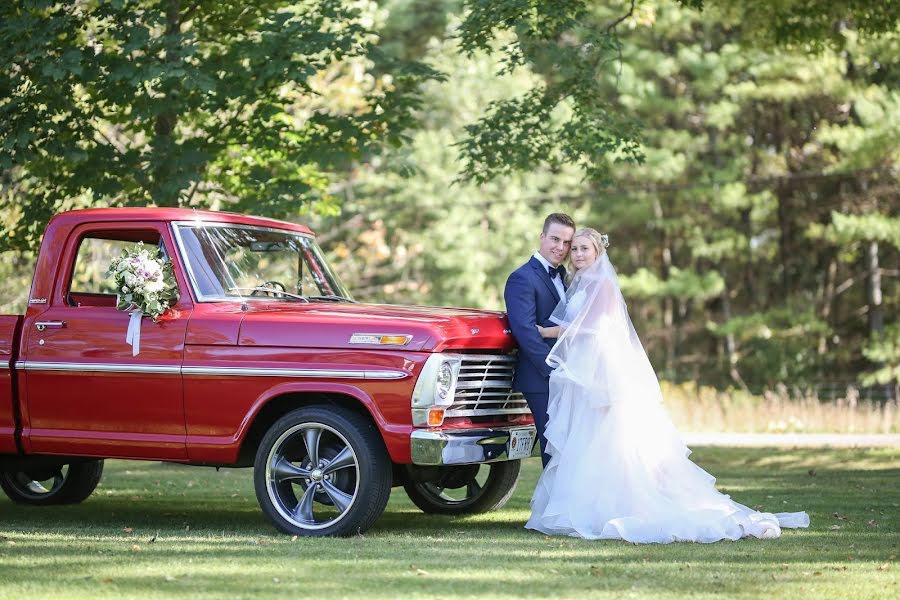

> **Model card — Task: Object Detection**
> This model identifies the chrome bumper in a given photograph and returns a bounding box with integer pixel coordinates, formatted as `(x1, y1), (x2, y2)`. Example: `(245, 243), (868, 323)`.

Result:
(410, 426), (539, 466)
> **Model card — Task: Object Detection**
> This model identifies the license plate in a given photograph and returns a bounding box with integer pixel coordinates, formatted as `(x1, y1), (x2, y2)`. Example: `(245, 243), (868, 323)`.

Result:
(507, 428), (535, 460)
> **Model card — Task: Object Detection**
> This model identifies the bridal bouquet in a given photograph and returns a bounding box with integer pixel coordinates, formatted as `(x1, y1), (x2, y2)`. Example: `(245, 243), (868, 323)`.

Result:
(106, 242), (178, 320)
(106, 243), (178, 356)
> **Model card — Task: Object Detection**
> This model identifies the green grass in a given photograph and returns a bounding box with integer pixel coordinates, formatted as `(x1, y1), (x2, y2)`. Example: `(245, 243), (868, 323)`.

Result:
(0, 447), (897, 599)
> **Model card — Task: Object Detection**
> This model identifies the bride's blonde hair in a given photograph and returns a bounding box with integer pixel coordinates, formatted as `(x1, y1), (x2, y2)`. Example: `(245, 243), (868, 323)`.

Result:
(573, 228), (607, 257)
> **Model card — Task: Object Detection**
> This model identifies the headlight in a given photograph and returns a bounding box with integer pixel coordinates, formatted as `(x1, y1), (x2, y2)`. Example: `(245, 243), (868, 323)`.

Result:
(411, 354), (460, 427)
(436, 362), (453, 400)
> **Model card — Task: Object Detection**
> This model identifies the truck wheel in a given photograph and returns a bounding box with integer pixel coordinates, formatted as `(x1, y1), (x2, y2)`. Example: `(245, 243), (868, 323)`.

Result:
(254, 406), (392, 537)
(403, 461), (521, 515)
(0, 460), (104, 505)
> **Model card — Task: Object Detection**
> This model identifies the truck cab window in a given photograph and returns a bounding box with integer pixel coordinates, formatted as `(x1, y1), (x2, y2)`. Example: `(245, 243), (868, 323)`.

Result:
(67, 233), (169, 307)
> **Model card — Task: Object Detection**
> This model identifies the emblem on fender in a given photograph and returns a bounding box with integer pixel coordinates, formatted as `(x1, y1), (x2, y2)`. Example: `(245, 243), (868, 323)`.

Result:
(29, 298), (48, 304)
(470, 328), (480, 335)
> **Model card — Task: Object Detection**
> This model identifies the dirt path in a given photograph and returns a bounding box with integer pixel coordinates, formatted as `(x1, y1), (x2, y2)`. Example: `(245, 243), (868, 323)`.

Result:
(682, 433), (900, 447)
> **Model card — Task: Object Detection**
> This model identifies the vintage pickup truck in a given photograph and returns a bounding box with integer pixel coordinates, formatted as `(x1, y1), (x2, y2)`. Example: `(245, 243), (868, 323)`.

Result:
(0, 208), (537, 536)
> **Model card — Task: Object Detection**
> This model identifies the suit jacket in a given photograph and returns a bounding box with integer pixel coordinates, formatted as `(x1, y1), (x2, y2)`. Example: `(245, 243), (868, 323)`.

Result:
(504, 256), (564, 394)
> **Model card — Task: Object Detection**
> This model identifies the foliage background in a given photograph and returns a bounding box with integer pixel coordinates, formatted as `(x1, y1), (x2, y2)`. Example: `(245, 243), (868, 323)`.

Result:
(1, 0), (897, 405)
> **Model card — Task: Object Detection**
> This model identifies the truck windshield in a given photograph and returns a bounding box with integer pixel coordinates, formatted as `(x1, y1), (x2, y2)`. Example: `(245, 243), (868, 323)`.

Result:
(172, 223), (353, 303)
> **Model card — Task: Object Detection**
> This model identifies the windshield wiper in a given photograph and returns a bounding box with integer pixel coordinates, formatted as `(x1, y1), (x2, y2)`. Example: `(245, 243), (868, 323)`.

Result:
(306, 294), (358, 303)
(227, 287), (310, 302)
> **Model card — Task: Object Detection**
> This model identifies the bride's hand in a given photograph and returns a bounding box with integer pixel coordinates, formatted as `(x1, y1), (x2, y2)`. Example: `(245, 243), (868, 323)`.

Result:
(537, 325), (560, 338)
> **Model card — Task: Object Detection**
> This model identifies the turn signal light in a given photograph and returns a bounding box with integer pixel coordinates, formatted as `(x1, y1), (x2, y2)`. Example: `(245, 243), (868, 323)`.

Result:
(349, 333), (413, 346)
(427, 407), (445, 426)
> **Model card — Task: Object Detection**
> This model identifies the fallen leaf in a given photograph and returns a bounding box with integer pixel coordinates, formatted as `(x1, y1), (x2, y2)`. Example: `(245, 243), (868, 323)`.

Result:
(813, 572), (822, 576)
(867, 520), (878, 527)
(164, 575), (176, 582)
(102, 578), (113, 584)
(832, 513), (849, 521)
(878, 563), (889, 571)
(847, 555), (855, 561)
(829, 525), (842, 530)
(290, 536), (298, 542)
(590, 566), (602, 576)
(131, 545), (141, 552)
(123, 527), (134, 534)
(416, 569), (429, 576)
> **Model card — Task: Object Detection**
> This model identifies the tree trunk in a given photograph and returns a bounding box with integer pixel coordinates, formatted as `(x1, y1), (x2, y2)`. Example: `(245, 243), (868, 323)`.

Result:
(719, 264), (746, 390)
(653, 198), (674, 373)
(818, 254), (837, 355)
(865, 241), (884, 335)
(775, 184), (791, 298)
(151, 0), (182, 206)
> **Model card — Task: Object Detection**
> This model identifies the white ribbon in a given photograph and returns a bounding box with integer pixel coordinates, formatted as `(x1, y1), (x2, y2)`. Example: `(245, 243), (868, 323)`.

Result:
(126, 310), (143, 356)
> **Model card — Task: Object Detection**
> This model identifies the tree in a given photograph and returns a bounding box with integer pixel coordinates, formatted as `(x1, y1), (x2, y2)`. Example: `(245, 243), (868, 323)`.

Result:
(0, 0), (439, 250)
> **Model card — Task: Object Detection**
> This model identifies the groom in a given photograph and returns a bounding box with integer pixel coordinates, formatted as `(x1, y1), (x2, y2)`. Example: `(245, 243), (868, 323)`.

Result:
(504, 213), (575, 467)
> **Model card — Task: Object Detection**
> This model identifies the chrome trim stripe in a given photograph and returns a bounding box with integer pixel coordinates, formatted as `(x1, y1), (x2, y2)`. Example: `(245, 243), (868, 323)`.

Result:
(20, 361), (181, 375)
(15, 361), (407, 380)
(181, 366), (408, 380)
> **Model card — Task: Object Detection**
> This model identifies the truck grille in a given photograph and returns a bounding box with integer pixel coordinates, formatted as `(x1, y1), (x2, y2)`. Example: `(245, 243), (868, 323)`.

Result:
(444, 354), (531, 419)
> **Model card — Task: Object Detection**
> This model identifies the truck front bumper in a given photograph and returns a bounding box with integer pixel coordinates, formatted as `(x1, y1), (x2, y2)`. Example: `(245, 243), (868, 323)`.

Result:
(410, 425), (539, 465)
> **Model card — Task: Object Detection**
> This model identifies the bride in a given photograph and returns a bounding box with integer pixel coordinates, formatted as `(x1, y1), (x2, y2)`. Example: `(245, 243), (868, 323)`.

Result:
(525, 228), (809, 543)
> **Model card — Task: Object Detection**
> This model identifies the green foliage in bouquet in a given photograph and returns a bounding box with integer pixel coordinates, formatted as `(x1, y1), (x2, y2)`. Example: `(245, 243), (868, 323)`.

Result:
(105, 242), (178, 321)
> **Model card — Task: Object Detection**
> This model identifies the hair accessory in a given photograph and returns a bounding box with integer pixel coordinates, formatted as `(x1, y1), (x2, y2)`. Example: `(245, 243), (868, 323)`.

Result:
(600, 233), (610, 248)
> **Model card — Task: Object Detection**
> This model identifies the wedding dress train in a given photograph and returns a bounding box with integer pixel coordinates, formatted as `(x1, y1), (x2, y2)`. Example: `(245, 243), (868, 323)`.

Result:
(525, 255), (809, 543)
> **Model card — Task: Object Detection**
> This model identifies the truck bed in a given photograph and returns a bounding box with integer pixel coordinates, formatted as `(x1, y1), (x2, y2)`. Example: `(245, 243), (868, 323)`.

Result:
(0, 315), (23, 454)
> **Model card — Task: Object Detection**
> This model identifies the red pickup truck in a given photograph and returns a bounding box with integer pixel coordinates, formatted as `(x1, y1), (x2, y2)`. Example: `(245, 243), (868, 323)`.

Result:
(0, 208), (537, 536)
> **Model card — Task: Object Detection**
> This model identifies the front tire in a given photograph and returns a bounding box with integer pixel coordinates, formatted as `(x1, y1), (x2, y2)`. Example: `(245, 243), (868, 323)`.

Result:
(0, 460), (104, 505)
(254, 406), (392, 537)
(403, 461), (521, 515)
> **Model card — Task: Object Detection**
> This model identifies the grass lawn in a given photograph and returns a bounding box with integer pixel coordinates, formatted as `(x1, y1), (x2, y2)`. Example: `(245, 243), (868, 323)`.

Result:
(0, 447), (897, 599)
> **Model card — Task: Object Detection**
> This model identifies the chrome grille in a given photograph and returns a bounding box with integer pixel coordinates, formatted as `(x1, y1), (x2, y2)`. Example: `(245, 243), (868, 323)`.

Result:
(444, 354), (531, 418)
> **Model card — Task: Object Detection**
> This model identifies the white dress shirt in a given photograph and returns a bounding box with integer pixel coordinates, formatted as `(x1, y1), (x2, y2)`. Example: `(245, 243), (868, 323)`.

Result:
(533, 252), (566, 305)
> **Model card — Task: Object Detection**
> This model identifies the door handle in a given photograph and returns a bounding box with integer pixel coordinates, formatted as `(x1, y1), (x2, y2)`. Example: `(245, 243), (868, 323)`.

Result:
(35, 321), (67, 331)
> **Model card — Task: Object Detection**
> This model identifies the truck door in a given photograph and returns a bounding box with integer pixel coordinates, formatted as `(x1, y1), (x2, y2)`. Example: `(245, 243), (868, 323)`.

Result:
(20, 223), (191, 460)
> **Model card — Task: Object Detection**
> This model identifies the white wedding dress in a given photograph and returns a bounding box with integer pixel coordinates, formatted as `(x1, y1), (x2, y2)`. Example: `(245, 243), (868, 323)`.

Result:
(525, 254), (809, 543)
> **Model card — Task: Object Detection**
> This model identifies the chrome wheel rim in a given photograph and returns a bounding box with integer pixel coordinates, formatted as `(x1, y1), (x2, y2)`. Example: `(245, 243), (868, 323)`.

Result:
(265, 422), (360, 531)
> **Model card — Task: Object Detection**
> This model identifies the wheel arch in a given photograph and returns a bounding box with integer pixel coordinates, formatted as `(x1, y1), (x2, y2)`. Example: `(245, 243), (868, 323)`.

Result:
(235, 383), (390, 466)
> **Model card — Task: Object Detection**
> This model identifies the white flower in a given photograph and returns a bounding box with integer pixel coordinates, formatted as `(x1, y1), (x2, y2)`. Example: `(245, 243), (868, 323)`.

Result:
(144, 278), (165, 293)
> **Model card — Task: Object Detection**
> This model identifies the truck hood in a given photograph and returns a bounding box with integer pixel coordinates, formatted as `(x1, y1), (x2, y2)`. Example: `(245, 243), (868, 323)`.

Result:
(237, 302), (516, 352)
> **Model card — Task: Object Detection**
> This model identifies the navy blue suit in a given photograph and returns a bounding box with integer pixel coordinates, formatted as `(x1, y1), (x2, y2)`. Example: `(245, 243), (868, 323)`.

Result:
(504, 256), (564, 467)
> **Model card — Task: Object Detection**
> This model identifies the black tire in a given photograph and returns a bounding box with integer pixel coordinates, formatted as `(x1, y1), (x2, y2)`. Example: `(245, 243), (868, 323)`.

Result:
(403, 460), (521, 515)
(253, 406), (392, 537)
(0, 460), (104, 505)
